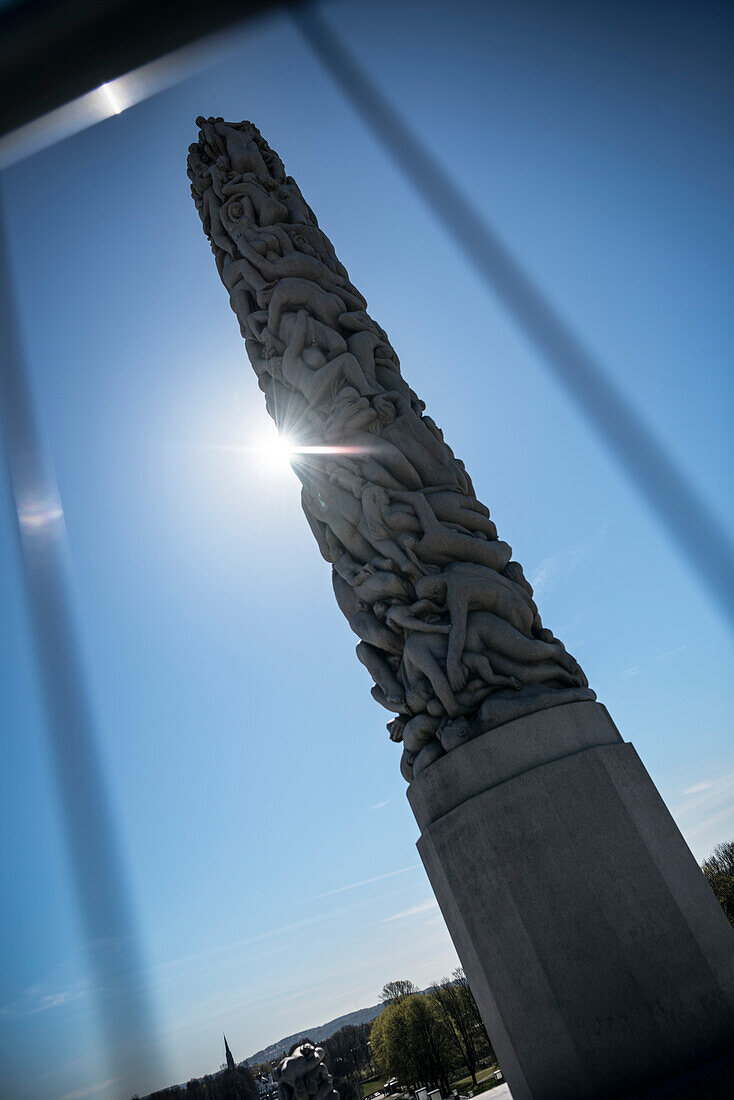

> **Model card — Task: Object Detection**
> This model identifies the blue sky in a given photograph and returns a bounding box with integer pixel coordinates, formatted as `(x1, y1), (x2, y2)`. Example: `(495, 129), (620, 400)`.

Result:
(0, 1), (732, 1097)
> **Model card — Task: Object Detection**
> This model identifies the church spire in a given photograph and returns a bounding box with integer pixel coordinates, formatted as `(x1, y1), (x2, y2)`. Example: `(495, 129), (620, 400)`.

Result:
(224, 1033), (235, 1071)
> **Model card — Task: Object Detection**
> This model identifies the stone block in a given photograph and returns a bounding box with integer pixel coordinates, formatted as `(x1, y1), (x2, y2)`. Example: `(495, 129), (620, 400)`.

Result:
(409, 703), (734, 1100)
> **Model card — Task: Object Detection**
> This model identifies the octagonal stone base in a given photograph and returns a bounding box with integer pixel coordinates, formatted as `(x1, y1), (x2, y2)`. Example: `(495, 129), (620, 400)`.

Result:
(408, 702), (734, 1100)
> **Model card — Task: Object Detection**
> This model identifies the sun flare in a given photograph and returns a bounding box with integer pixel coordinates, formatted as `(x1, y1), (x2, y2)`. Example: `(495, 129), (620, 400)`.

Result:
(250, 426), (359, 477)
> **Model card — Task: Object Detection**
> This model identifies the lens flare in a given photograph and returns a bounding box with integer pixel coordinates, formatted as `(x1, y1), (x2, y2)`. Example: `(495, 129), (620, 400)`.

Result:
(265, 429), (297, 470)
(249, 425), (362, 477)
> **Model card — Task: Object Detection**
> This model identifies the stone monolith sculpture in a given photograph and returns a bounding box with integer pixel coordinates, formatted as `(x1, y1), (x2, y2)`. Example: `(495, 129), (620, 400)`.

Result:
(188, 118), (734, 1100)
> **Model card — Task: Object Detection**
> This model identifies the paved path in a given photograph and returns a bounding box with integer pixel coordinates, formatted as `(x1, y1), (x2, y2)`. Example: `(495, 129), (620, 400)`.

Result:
(487, 1086), (512, 1100)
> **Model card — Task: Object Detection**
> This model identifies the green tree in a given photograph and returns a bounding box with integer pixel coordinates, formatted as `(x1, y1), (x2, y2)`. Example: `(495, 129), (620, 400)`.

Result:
(371, 994), (457, 1091)
(702, 840), (734, 927)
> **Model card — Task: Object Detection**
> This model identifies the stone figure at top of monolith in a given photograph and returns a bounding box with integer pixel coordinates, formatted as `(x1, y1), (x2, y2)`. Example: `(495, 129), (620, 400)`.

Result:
(275, 1043), (339, 1100)
(187, 116), (593, 780)
(188, 118), (734, 1100)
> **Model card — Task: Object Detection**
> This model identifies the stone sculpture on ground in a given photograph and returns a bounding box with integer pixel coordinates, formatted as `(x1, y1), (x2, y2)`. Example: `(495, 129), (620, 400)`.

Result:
(187, 116), (592, 781)
(275, 1043), (339, 1100)
(188, 118), (734, 1100)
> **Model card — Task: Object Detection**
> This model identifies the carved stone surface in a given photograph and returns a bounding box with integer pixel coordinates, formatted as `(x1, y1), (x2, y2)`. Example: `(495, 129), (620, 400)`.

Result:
(275, 1043), (339, 1100)
(187, 117), (594, 777)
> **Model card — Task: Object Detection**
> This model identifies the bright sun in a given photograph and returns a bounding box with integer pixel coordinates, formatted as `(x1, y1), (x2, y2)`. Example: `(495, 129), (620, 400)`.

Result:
(267, 431), (296, 467)
(247, 423), (354, 479)
(250, 425), (297, 476)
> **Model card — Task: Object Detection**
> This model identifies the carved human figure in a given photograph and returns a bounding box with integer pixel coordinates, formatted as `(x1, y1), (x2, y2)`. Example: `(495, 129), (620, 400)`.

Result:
(271, 309), (377, 406)
(188, 117), (595, 775)
(400, 627), (520, 719)
(415, 562), (538, 690)
(275, 1044), (339, 1100)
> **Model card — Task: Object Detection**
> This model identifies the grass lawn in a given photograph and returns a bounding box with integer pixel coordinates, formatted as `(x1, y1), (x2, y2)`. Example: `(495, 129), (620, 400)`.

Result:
(359, 1065), (503, 1100)
(449, 1065), (502, 1095)
(360, 1074), (389, 1099)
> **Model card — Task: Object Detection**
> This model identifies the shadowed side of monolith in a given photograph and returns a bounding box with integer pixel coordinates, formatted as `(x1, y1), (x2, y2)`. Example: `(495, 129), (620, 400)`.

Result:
(187, 118), (734, 1100)
(409, 701), (734, 1099)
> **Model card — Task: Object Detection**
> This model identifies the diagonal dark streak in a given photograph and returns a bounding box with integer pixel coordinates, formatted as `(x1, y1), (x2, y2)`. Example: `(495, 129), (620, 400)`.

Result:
(293, 2), (734, 624)
(0, 190), (161, 1088)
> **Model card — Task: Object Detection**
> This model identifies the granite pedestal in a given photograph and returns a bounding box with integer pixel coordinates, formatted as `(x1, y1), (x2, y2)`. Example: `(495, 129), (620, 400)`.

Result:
(408, 702), (734, 1100)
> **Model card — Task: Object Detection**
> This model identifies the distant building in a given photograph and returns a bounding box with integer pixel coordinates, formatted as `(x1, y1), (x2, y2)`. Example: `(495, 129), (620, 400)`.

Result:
(143, 1032), (261, 1098)
(255, 1068), (279, 1100)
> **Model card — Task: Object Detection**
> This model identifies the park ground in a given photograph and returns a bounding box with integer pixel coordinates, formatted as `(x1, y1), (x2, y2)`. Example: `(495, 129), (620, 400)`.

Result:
(359, 1063), (506, 1100)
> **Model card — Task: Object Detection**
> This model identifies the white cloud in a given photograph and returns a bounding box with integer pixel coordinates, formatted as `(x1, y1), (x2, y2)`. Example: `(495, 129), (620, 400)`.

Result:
(302, 865), (419, 904)
(0, 981), (88, 1018)
(686, 805), (734, 840)
(529, 527), (607, 599)
(683, 780), (714, 796)
(39, 991), (80, 1010)
(652, 645), (686, 663)
(370, 800), (391, 811)
(675, 771), (734, 815)
(59, 1079), (120, 1100)
(529, 546), (587, 599)
(673, 768), (734, 859)
(617, 644), (685, 682)
(148, 872), (423, 998)
(383, 900), (438, 922)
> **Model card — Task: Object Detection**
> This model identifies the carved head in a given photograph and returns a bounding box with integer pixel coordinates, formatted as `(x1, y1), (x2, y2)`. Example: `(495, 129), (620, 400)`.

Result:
(415, 574), (447, 604)
(387, 717), (405, 742)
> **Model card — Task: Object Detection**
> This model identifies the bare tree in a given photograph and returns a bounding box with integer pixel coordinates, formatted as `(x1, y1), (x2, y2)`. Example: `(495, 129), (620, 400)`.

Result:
(702, 840), (734, 927)
(379, 979), (419, 1005)
(431, 973), (487, 1086)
